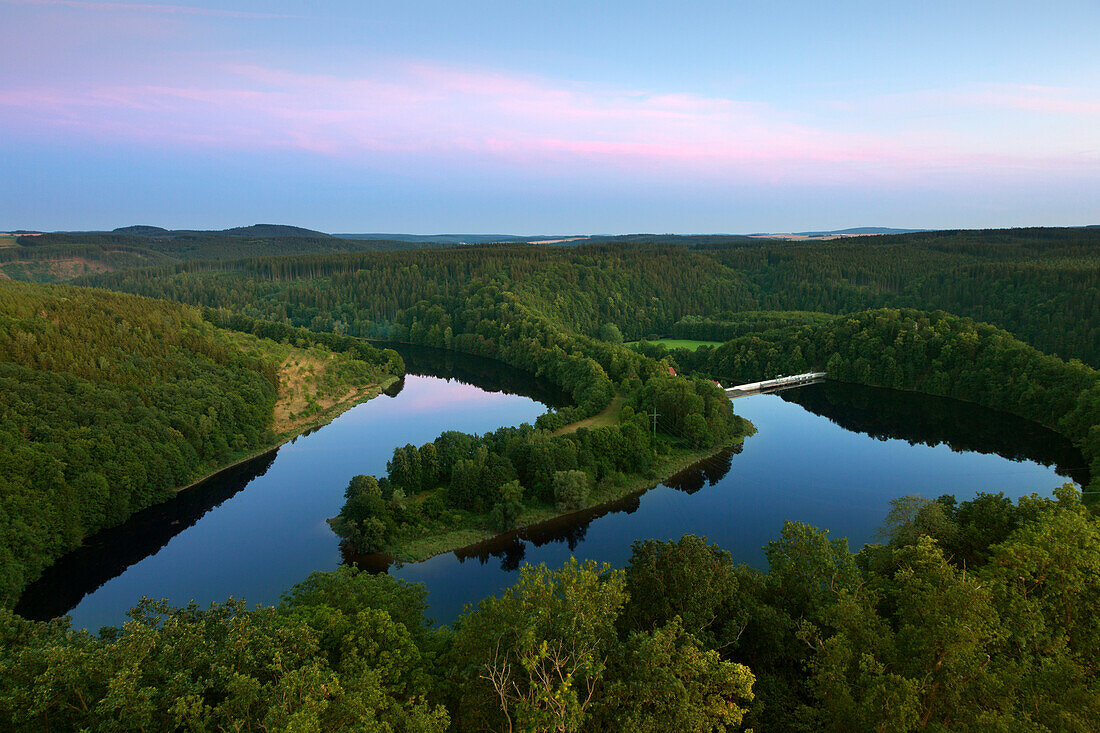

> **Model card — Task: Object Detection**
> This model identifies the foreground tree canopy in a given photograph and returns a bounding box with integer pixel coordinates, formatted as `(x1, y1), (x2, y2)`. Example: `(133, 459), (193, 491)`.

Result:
(1, 488), (1096, 731)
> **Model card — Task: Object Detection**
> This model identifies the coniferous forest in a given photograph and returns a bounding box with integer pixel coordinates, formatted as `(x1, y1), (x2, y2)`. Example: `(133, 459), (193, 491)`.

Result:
(1, 227), (1099, 730)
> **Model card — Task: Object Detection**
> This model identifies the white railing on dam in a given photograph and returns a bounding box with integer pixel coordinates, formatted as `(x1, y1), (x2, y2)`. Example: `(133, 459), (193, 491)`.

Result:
(724, 372), (826, 397)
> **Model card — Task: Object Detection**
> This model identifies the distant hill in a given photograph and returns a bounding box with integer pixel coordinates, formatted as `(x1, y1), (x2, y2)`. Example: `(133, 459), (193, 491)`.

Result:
(112, 225), (171, 236)
(113, 224), (332, 238)
(336, 233), (582, 244)
(0, 228), (458, 283)
(790, 227), (929, 236)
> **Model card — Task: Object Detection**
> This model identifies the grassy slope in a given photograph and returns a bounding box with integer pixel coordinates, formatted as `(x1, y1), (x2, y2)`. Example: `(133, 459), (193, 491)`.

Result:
(169, 331), (401, 494)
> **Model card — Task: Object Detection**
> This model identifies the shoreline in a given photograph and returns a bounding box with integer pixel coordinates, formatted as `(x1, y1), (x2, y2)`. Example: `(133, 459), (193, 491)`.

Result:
(383, 436), (748, 565)
(169, 374), (401, 496)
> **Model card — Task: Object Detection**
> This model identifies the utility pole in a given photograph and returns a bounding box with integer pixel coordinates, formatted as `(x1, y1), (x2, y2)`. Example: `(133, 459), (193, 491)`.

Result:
(650, 407), (659, 439)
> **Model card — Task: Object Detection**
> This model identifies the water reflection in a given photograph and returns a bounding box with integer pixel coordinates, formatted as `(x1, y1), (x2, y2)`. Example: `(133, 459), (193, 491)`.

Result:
(346, 446), (742, 574)
(16, 451), (278, 620)
(781, 382), (1090, 486)
(18, 354), (554, 629)
(385, 342), (570, 409)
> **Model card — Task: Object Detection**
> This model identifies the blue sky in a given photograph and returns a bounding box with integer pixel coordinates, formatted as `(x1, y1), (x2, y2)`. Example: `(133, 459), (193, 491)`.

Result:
(1, 1), (1097, 232)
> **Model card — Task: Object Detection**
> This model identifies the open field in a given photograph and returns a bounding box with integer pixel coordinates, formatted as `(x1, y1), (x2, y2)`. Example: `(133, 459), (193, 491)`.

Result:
(627, 338), (724, 351)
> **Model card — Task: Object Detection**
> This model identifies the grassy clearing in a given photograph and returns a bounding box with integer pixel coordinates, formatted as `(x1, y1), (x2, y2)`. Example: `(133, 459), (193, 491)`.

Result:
(0, 237), (17, 248)
(173, 332), (399, 493)
(626, 338), (723, 351)
(553, 394), (625, 435)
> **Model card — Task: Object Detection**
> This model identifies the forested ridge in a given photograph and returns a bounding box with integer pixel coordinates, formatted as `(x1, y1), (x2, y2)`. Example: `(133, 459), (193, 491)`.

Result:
(79, 226), (1100, 365)
(0, 231), (455, 283)
(0, 282), (400, 607)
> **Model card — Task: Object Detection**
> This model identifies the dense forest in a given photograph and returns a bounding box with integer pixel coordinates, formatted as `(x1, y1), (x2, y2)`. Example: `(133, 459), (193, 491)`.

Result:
(645, 308), (1100, 496)
(0, 229), (454, 283)
(2, 487), (1096, 731)
(78, 226), (1100, 365)
(3, 227), (1099, 729)
(0, 282), (401, 607)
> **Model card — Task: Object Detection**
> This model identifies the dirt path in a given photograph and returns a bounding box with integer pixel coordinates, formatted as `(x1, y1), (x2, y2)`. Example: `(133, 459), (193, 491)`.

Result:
(552, 394), (625, 435)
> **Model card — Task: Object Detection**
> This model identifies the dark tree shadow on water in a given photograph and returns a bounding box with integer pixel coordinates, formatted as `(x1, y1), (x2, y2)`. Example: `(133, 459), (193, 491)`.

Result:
(16, 450), (278, 621)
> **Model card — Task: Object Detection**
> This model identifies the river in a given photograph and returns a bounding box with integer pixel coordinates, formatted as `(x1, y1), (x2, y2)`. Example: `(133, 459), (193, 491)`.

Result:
(17, 350), (1086, 630)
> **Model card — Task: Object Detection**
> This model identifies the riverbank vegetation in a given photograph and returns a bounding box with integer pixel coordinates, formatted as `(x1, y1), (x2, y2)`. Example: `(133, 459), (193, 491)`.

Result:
(648, 308), (1100, 495)
(2, 486), (1096, 731)
(331, 374), (753, 559)
(0, 282), (403, 607)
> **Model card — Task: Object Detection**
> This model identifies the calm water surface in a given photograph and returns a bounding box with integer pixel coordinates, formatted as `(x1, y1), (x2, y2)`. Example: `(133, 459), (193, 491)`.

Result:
(17, 347), (557, 630)
(388, 382), (1085, 623)
(19, 357), (1085, 631)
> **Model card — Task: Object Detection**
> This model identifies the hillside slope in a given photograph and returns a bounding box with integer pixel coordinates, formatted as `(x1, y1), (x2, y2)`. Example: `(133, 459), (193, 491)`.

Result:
(0, 281), (402, 606)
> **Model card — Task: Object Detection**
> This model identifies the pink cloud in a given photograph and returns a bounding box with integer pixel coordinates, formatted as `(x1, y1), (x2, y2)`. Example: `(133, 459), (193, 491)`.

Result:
(855, 83), (1100, 118)
(2, 60), (1096, 183)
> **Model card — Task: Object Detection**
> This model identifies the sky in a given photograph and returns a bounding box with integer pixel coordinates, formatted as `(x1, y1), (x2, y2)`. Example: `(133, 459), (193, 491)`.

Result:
(1, 1), (1098, 233)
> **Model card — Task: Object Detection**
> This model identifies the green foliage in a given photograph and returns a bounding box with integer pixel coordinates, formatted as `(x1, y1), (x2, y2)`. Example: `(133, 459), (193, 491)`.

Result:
(0, 575), (449, 731)
(0, 282), (280, 607)
(590, 619), (755, 733)
(445, 559), (627, 732)
(5, 489), (1100, 729)
(489, 480), (525, 531)
(622, 487), (1100, 731)
(620, 535), (746, 647)
(552, 469), (589, 510)
(597, 322), (623, 344)
(329, 475), (393, 553)
(682, 307), (1100, 495)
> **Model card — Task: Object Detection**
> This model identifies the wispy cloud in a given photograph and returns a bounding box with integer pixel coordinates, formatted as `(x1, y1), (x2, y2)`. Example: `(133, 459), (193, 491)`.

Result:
(841, 83), (1100, 118)
(2, 60), (1096, 183)
(3, 0), (293, 18)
